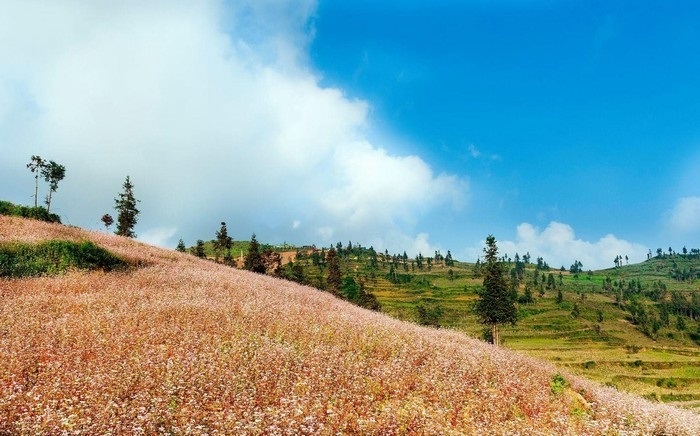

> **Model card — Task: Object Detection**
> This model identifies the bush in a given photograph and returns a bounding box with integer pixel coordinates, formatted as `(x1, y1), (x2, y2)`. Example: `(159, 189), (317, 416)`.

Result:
(0, 200), (61, 223)
(0, 240), (127, 277)
(582, 360), (597, 369)
(550, 373), (569, 395)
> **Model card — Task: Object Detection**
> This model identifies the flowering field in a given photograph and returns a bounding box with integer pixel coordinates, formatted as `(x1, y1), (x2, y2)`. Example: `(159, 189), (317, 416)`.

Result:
(1, 216), (699, 434)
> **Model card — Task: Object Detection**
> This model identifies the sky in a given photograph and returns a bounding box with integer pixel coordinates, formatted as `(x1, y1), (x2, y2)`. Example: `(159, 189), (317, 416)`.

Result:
(1, 0), (699, 270)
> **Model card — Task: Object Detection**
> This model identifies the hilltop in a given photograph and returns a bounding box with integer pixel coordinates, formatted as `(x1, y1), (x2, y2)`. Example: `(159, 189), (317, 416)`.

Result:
(1, 216), (699, 434)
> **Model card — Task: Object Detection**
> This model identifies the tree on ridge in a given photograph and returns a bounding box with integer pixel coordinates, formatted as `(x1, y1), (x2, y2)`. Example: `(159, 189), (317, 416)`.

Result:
(41, 160), (65, 213)
(214, 222), (233, 263)
(114, 176), (139, 238)
(244, 233), (266, 273)
(26, 155), (46, 207)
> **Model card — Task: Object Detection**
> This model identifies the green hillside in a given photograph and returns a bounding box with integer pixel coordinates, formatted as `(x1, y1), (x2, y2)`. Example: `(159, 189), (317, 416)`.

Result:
(261, 244), (700, 411)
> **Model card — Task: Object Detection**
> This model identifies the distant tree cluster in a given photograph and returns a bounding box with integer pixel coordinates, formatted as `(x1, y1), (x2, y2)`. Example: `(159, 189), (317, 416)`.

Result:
(653, 246), (700, 259)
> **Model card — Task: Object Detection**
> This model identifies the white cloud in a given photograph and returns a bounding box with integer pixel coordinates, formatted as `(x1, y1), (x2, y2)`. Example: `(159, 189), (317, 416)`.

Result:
(464, 144), (499, 162)
(667, 196), (700, 234)
(138, 226), (178, 248)
(469, 221), (648, 270)
(0, 1), (465, 250)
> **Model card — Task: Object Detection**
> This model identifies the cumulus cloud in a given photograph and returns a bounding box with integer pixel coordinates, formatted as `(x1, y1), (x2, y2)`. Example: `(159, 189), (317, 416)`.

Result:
(469, 221), (648, 270)
(0, 0), (465, 250)
(667, 196), (700, 234)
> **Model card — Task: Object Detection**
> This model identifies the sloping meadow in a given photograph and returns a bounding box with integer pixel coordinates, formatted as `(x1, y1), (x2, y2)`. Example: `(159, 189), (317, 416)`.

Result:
(1, 216), (699, 434)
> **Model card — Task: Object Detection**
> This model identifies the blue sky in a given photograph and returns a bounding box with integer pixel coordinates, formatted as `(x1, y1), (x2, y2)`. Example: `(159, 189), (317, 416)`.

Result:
(310, 1), (700, 242)
(1, 1), (699, 269)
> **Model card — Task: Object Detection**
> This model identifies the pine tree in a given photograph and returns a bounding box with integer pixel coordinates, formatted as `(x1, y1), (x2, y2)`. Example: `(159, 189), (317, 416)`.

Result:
(474, 235), (517, 346)
(326, 247), (341, 296)
(114, 176), (139, 238)
(556, 288), (564, 304)
(244, 233), (265, 273)
(176, 239), (186, 252)
(194, 240), (206, 258)
(214, 222), (233, 263)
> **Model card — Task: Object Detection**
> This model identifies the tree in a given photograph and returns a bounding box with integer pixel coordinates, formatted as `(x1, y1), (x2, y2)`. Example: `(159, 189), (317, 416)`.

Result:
(571, 303), (580, 318)
(417, 303), (443, 327)
(114, 176), (139, 238)
(519, 284), (534, 304)
(26, 155), (46, 207)
(547, 273), (556, 290)
(474, 235), (517, 346)
(244, 233), (265, 273)
(214, 222), (233, 263)
(194, 240), (206, 258)
(41, 160), (65, 213)
(101, 213), (114, 232)
(326, 247), (341, 296)
(261, 249), (282, 275)
(176, 239), (186, 252)
(556, 288), (564, 304)
(676, 315), (687, 332)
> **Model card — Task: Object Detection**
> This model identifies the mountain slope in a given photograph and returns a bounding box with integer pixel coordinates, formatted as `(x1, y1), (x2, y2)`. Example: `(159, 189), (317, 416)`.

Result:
(1, 216), (699, 434)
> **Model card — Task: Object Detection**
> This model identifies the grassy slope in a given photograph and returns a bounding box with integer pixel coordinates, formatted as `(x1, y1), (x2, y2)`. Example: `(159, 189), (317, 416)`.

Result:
(318, 255), (700, 412)
(1, 216), (700, 434)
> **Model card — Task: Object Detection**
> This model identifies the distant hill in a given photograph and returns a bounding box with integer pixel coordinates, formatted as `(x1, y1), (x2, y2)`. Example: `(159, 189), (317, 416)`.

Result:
(1, 215), (699, 433)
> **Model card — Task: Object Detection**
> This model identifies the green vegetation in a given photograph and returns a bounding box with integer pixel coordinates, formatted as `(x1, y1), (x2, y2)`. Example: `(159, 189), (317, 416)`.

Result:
(243, 233), (265, 273)
(550, 373), (569, 395)
(114, 176), (139, 238)
(253, 241), (700, 410)
(474, 235), (517, 346)
(26, 155), (66, 213)
(0, 200), (61, 223)
(0, 240), (127, 277)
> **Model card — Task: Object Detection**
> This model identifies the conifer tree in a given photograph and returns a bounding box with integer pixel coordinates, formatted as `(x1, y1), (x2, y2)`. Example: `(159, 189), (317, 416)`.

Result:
(326, 247), (341, 296)
(556, 288), (564, 304)
(114, 176), (139, 238)
(474, 235), (517, 346)
(244, 233), (265, 273)
(176, 239), (186, 252)
(214, 222), (233, 263)
(194, 240), (206, 258)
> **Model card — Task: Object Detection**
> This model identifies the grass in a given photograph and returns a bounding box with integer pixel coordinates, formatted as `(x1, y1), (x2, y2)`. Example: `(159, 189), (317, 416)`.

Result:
(2, 215), (700, 433)
(0, 200), (61, 223)
(0, 240), (128, 277)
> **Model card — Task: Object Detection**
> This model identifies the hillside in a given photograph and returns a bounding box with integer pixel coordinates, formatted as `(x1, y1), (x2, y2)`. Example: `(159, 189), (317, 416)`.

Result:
(1, 216), (700, 434)
(273, 245), (700, 411)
